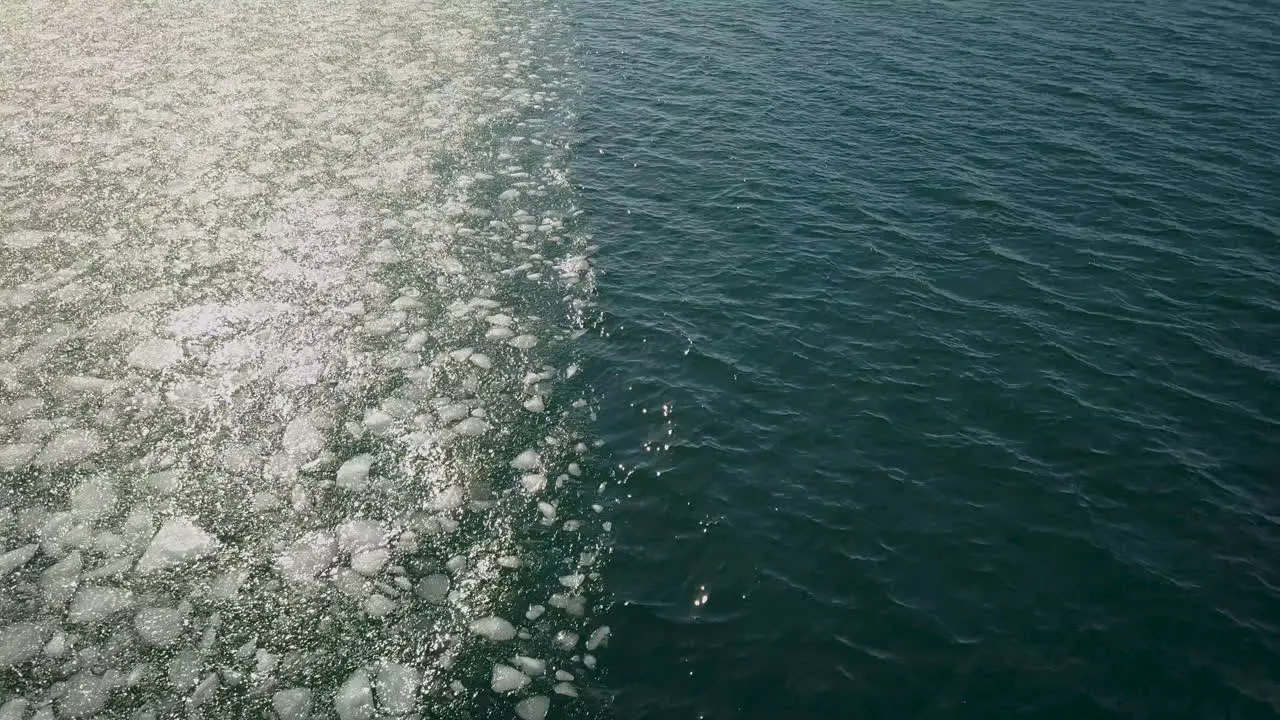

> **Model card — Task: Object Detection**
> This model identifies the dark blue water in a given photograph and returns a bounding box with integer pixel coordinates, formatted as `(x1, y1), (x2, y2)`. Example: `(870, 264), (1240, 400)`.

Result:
(570, 0), (1280, 717)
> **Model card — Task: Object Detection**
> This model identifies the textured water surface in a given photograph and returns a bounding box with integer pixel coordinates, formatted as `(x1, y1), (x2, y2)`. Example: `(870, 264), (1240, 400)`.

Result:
(569, 0), (1280, 718)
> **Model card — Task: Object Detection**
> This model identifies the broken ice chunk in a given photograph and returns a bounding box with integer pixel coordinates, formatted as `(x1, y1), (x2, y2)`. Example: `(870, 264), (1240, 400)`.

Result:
(336, 454), (375, 489)
(0, 621), (50, 665)
(515, 695), (550, 720)
(335, 669), (374, 720)
(375, 661), (420, 714)
(275, 532), (338, 584)
(469, 616), (516, 642)
(273, 688), (313, 720)
(490, 664), (530, 694)
(68, 586), (133, 624)
(136, 517), (219, 574)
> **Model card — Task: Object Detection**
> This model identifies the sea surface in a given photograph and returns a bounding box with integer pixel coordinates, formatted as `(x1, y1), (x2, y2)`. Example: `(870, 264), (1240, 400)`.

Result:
(569, 0), (1280, 718)
(1, 0), (1278, 718)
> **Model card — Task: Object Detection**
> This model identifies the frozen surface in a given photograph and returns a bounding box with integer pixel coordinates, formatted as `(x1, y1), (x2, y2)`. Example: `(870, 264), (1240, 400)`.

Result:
(0, 0), (608, 713)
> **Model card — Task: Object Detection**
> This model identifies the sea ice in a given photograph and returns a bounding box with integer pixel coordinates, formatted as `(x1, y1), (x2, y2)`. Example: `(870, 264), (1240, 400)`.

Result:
(60, 670), (118, 717)
(523, 396), (545, 413)
(40, 550), (82, 606)
(126, 338), (184, 370)
(135, 607), (186, 647)
(415, 574), (450, 604)
(470, 616), (516, 641)
(273, 688), (313, 720)
(363, 594), (394, 617)
(512, 656), (545, 676)
(351, 549), (391, 576)
(0, 443), (38, 471)
(0, 543), (38, 577)
(283, 415), (326, 457)
(490, 664), (530, 694)
(454, 417), (490, 436)
(515, 695), (550, 720)
(509, 334), (538, 349)
(337, 520), (389, 554)
(335, 669), (375, 720)
(375, 661), (420, 714)
(34, 428), (103, 466)
(68, 585), (133, 624)
(337, 454), (375, 489)
(586, 626), (611, 650)
(521, 474), (547, 494)
(0, 621), (50, 665)
(511, 449), (541, 471)
(136, 517), (219, 573)
(275, 531), (338, 583)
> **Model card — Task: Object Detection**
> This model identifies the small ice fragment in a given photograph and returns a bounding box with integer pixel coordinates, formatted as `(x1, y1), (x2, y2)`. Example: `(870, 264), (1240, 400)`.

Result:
(275, 532), (338, 584)
(553, 631), (579, 651)
(486, 326), (515, 340)
(525, 605), (545, 620)
(337, 520), (389, 554)
(0, 543), (38, 577)
(415, 574), (450, 604)
(490, 664), (530, 694)
(469, 353), (493, 370)
(510, 449), (541, 471)
(70, 476), (118, 523)
(559, 573), (584, 590)
(515, 694), (550, 720)
(351, 549), (391, 576)
(586, 626), (611, 651)
(512, 656), (546, 676)
(59, 670), (117, 717)
(555, 670), (574, 682)
(283, 415), (326, 457)
(521, 474), (547, 494)
(43, 631), (69, 658)
(486, 313), (514, 326)
(273, 688), (313, 720)
(498, 555), (522, 569)
(0, 443), (38, 471)
(565, 364), (579, 378)
(68, 585), (133, 624)
(470, 616), (516, 642)
(568, 462), (582, 477)
(375, 661), (420, 714)
(135, 607), (185, 647)
(40, 550), (82, 606)
(538, 502), (557, 521)
(0, 621), (50, 665)
(34, 428), (103, 467)
(555, 680), (581, 697)
(335, 669), (375, 720)
(454, 417), (490, 436)
(127, 338), (184, 370)
(136, 517), (219, 573)
(363, 409), (395, 434)
(190, 672), (219, 706)
(0, 699), (29, 720)
(363, 594), (395, 617)
(509, 334), (539, 350)
(336, 454), (375, 489)
(584, 654), (597, 669)
(523, 396), (546, 413)
(437, 403), (470, 423)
